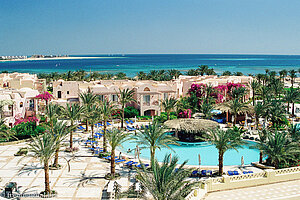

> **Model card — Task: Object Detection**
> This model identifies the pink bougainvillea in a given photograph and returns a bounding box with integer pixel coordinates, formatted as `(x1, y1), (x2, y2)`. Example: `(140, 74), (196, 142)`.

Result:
(178, 109), (192, 118)
(14, 116), (39, 126)
(35, 91), (53, 104)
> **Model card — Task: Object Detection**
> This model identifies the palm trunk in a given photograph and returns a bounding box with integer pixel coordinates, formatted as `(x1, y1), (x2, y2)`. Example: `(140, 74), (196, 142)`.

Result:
(70, 121), (73, 149)
(103, 121), (107, 152)
(86, 119), (89, 131)
(44, 162), (50, 194)
(150, 148), (155, 168)
(121, 105), (125, 128)
(252, 91), (255, 106)
(218, 151), (224, 176)
(53, 146), (59, 167)
(287, 102), (290, 114)
(256, 116), (259, 130)
(91, 124), (94, 139)
(111, 150), (115, 176)
(234, 113), (237, 125)
(292, 103), (295, 116)
(259, 151), (263, 164)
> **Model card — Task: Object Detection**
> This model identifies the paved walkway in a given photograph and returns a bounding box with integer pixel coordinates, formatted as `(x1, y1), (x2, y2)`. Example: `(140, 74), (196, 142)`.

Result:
(205, 179), (300, 200)
(0, 133), (135, 200)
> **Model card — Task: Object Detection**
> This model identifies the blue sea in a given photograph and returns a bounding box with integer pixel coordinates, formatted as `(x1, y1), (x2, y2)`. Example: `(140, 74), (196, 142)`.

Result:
(0, 54), (299, 77)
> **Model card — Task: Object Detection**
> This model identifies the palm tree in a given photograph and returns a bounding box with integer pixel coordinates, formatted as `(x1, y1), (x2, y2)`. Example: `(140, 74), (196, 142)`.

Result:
(136, 154), (199, 200)
(161, 97), (177, 120)
(137, 71), (147, 80)
(133, 121), (178, 166)
(28, 133), (58, 195)
(198, 65), (209, 76)
(253, 102), (266, 129)
(0, 119), (16, 141)
(99, 99), (115, 152)
(186, 69), (199, 76)
(254, 128), (269, 163)
(118, 88), (136, 128)
(79, 90), (97, 131)
(288, 124), (300, 143)
(284, 88), (300, 116)
(45, 103), (61, 130)
(264, 100), (286, 129)
(250, 80), (260, 106)
(62, 103), (84, 148)
(50, 121), (70, 168)
(256, 131), (299, 168)
(225, 99), (250, 125)
(204, 128), (245, 175)
(106, 129), (131, 177)
(167, 69), (182, 79)
(279, 70), (288, 82)
(222, 71), (232, 76)
(269, 78), (284, 100)
(87, 104), (101, 139)
(289, 70), (297, 88)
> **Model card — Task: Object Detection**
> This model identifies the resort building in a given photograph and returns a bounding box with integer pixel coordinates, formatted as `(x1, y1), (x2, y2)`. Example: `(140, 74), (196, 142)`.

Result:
(0, 88), (40, 126)
(52, 75), (253, 116)
(0, 73), (46, 92)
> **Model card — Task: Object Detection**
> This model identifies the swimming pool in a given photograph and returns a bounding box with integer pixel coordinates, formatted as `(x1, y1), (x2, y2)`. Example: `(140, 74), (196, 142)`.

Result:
(119, 140), (260, 166)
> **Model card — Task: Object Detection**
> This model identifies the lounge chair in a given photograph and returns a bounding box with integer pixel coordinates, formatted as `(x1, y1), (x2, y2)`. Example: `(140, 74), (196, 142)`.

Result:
(128, 162), (138, 167)
(191, 170), (198, 177)
(136, 164), (149, 168)
(115, 159), (126, 163)
(243, 171), (248, 174)
(207, 170), (212, 176)
(94, 149), (103, 154)
(107, 122), (112, 126)
(78, 126), (85, 130)
(201, 170), (207, 176)
(125, 121), (130, 124)
(233, 171), (239, 175)
(124, 161), (133, 165)
(129, 120), (134, 124)
(228, 171), (234, 175)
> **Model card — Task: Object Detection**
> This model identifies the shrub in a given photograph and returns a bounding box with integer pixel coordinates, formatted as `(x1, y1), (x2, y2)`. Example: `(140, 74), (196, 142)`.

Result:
(155, 112), (177, 123)
(12, 122), (45, 140)
(124, 106), (139, 118)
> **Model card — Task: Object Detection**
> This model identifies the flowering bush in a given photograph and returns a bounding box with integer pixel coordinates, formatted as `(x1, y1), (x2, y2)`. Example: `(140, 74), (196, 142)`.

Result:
(35, 91), (53, 103)
(178, 109), (192, 118)
(14, 116), (39, 126)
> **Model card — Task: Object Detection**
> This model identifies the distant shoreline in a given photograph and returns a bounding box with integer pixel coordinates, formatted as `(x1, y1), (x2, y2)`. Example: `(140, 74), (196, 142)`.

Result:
(0, 56), (106, 62)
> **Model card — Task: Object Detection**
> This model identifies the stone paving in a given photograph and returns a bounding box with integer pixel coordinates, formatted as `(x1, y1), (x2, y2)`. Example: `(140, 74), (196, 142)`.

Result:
(205, 179), (300, 200)
(0, 134), (134, 200)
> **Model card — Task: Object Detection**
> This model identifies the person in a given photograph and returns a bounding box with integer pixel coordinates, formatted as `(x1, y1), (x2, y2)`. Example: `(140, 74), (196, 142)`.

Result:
(119, 152), (122, 160)
(127, 148), (131, 153)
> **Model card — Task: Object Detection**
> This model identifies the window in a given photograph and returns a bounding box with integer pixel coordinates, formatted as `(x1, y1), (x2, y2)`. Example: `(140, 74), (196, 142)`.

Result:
(59, 82), (63, 86)
(112, 94), (118, 102)
(143, 95), (150, 103)
(58, 91), (62, 98)
(98, 95), (104, 102)
(144, 87), (150, 91)
(20, 102), (23, 108)
(67, 91), (69, 95)
(164, 93), (168, 100)
(29, 100), (34, 108)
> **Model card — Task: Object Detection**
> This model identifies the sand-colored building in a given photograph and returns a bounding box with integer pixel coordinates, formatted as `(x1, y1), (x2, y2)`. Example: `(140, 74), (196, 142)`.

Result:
(0, 73), (46, 92)
(0, 88), (40, 126)
(52, 75), (253, 116)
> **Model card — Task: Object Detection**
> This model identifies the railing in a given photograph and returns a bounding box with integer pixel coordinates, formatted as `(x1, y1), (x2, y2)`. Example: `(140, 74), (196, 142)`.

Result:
(274, 166), (300, 175)
(229, 172), (266, 182)
(211, 177), (223, 184)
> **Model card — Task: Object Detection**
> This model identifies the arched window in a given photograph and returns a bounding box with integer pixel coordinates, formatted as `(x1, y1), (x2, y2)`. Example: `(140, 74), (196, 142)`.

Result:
(20, 102), (23, 108)
(144, 87), (150, 91)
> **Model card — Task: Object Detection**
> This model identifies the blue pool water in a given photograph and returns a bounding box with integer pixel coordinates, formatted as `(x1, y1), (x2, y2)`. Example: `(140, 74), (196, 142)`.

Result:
(119, 140), (260, 166)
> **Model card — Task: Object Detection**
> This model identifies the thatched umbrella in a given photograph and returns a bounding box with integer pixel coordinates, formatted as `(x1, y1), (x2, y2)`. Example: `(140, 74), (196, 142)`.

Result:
(164, 118), (219, 133)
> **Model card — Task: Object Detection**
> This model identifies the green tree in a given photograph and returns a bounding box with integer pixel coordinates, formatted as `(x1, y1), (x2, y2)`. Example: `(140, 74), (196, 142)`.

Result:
(264, 100), (287, 129)
(204, 128), (245, 175)
(256, 131), (299, 168)
(224, 99), (250, 125)
(118, 88), (136, 128)
(50, 121), (70, 168)
(222, 71), (232, 76)
(79, 90), (97, 131)
(107, 129), (131, 177)
(62, 103), (84, 148)
(28, 133), (58, 195)
(45, 103), (61, 130)
(136, 154), (199, 200)
(284, 88), (300, 116)
(289, 70), (297, 88)
(198, 65), (209, 76)
(161, 97), (177, 120)
(250, 80), (261, 106)
(99, 99), (115, 152)
(133, 121), (178, 166)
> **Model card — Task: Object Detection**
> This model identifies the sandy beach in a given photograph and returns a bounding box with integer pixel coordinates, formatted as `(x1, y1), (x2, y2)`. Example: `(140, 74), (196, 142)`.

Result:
(0, 56), (105, 62)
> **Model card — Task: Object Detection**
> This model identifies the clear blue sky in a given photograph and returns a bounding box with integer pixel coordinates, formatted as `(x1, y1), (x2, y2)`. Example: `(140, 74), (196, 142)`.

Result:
(1, 0), (300, 55)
